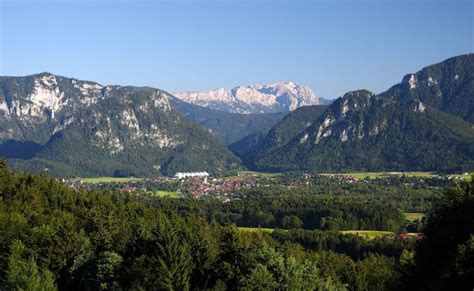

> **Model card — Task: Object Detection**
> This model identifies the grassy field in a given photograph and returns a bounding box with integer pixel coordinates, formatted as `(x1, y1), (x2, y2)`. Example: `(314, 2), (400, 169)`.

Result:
(237, 227), (281, 233)
(321, 171), (436, 179)
(404, 212), (425, 221)
(219, 171), (283, 181)
(322, 171), (473, 181)
(341, 230), (395, 239)
(238, 228), (408, 240)
(153, 190), (182, 198)
(236, 171), (283, 178)
(240, 228), (396, 239)
(70, 177), (144, 183)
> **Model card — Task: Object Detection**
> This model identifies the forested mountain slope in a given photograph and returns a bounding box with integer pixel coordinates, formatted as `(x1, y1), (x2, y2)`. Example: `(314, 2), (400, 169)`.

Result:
(169, 97), (286, 145)
(381, 54), (474, 123)
(0, 73), (241, 177)
(245, 55), (474, 172)
(229, 105), (328, 163)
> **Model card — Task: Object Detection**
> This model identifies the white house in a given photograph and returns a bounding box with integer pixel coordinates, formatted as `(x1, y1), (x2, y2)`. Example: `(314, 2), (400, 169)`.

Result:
(173, 171), (210, 180)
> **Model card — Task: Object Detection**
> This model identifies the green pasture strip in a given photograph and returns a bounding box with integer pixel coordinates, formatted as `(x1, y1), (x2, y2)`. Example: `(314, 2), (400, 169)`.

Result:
(341, 230), (395, 239)
(321, 172), (436, 179)
(237, 227), (281, 233)
(69, 177), (144, 183)
(153, 190), (182, 198)
(236, 171), (283, 178)
(404, 212), (425, 221)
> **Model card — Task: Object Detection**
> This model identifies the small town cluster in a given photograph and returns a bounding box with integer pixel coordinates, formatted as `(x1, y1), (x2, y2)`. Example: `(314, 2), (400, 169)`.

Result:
(64, 171), (263, 201)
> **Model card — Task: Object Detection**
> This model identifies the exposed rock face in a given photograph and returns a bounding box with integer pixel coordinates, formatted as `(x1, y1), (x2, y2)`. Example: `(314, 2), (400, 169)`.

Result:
(0, 73), (176, 150)
(307, 90), (388, 145)
(173, 81), (324, 114)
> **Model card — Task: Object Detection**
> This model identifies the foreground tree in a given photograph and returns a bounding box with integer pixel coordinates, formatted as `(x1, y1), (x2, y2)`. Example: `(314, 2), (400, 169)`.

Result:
(5, 240), (57, 291)
(411, 178), (474, 290)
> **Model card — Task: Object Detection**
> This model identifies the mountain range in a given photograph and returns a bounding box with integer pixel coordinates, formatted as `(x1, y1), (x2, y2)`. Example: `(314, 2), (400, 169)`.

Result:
(0, 74), (241, 177)
(0, 54), (473, 177)
(173, 81), (332, 114)
(233, 54), (474, 172)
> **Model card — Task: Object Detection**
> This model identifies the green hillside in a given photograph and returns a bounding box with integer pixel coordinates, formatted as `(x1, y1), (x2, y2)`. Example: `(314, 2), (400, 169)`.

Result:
(0, 75), (241, 177)
(170, 97), (286, 144)
(244, 55), (474, 172)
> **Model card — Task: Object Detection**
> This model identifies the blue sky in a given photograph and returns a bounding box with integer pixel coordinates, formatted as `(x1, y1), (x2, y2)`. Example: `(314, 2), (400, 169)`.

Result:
(1, 0), (472, 98)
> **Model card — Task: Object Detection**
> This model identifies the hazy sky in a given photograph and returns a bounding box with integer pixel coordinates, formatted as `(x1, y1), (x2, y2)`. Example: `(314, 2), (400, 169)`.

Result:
(1, 0), (472, 98)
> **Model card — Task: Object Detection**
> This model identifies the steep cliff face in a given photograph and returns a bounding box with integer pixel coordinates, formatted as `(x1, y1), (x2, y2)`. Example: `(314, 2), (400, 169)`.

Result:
(0, 73), (180, 150)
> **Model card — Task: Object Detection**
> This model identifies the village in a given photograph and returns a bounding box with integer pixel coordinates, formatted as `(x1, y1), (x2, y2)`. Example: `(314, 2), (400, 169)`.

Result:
(64, 171), (262, 201)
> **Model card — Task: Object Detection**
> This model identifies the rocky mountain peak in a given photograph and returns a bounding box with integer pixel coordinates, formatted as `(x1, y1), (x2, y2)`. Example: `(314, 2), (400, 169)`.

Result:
(172, 81), (322, 114)
(331, 90), (376, 118)
(381, 53), (473, 122)
(301, 90), (392, 145)
(341, 89), (374, 102)
(152, 91), (172, 112)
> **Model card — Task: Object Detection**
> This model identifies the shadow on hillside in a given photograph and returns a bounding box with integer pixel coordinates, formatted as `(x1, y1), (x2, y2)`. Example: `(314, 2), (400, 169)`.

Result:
(0, 140), (43, 159)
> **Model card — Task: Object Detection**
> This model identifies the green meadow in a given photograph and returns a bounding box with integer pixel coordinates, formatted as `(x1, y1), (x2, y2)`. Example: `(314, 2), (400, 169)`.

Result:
(237, 227), (282, 233)
(404, 212), (425, 221)
(236, 171), (283, 178)
(70, 177), (144, 183)
(321, 171), (436, 179)
(238, 228), (396, 240)
(153, 190), (182, 198)
(341, 230), (395, 240)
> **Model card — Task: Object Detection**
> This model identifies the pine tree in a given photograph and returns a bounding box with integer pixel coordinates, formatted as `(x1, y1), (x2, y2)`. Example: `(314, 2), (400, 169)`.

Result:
(5, 240), (57, 291)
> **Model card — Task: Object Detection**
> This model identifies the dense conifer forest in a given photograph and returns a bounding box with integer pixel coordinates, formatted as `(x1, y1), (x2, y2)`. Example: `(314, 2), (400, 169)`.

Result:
(0, 159), (472, 290)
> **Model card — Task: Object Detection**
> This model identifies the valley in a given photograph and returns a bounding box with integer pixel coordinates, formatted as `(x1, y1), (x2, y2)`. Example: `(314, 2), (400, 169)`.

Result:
(1, 4), (473, 287)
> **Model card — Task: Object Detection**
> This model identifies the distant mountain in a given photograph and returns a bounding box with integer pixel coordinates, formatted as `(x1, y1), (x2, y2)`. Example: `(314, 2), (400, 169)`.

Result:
(173, 81), (329, 114)
(0, 73), (241, 177)
(241, 55), (474, 172)
(169, 97), (286, 145)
